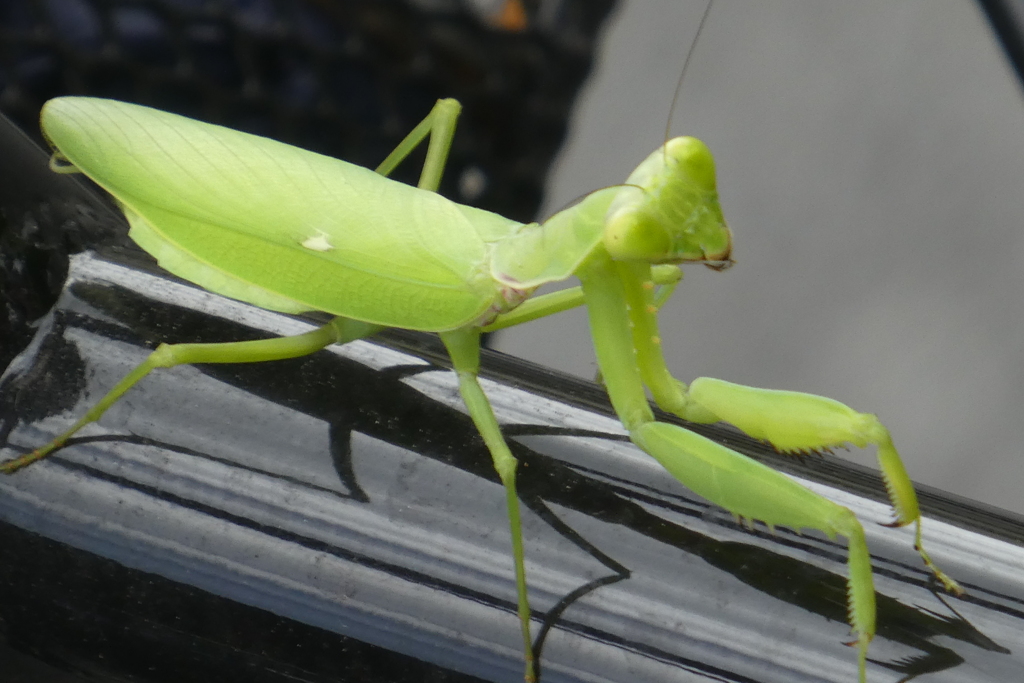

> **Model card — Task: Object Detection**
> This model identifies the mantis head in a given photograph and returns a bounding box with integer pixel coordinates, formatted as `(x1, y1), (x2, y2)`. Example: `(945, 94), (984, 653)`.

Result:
(603, 136), (733, 270)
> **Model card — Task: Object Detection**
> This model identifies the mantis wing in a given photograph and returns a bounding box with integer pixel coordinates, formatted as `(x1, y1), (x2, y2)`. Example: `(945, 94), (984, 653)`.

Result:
(41, 97), (523, 331)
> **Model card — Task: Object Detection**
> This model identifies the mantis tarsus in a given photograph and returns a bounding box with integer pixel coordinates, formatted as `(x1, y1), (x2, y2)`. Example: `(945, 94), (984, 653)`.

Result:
(0, 95), (962, 683)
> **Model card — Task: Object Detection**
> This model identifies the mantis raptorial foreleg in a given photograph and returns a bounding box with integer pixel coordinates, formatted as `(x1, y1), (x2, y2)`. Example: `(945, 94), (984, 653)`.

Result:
(577, 249), (958, 683)
(681, 377), (962, 590)
(633, 421), (877, 678)
(614, 259), (961, 594)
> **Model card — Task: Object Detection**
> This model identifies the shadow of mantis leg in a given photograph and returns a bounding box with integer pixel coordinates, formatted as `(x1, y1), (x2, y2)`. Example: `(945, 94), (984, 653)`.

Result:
(0, 317), (378, 473)
(441, 329), (536, 683)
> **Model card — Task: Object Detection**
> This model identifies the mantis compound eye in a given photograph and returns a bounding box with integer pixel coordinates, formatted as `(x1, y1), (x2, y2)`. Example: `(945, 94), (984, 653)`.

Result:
(603, 203), (673, 261)
(603, 135), (731, 265)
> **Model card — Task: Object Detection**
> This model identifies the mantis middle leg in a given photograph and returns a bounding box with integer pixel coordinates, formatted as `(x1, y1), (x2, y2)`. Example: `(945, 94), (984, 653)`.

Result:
(481, 264), (684, 333)
(442, 329), (537, 683)
(401, 100), (539, 681)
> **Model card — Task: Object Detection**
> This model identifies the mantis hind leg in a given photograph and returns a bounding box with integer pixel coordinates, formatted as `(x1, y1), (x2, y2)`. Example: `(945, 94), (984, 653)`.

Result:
(441, 329), (536, 683)
(375, 98), (462, 192)
(0, 318), (375, 473)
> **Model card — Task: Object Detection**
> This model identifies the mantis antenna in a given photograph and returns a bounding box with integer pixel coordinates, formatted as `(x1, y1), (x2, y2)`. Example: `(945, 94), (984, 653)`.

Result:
(664, 0), (716, 151)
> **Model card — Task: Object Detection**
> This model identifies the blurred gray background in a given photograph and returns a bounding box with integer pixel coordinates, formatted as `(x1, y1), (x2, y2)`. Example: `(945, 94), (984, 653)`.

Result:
(494, 0), (1024, 517)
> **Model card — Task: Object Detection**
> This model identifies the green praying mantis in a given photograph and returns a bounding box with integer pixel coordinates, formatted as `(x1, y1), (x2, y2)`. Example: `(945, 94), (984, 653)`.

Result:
(0, 94), (963, 683)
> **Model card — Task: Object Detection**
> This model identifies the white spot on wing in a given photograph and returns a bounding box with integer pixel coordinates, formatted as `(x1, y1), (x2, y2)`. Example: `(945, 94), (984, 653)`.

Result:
(301, 231), (334, 252)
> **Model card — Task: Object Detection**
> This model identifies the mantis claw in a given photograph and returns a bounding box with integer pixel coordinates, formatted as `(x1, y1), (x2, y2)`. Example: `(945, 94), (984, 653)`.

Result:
(879, 519), (910, 529)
